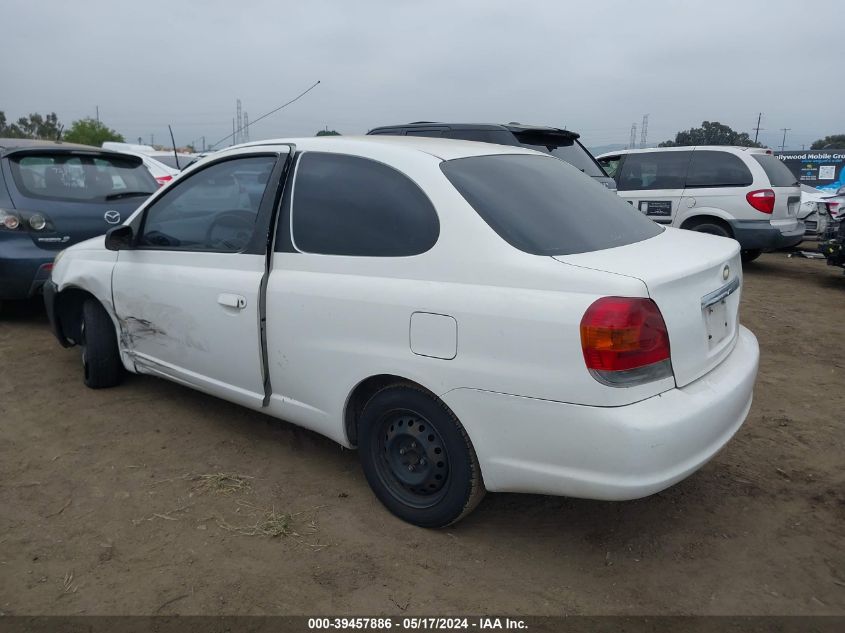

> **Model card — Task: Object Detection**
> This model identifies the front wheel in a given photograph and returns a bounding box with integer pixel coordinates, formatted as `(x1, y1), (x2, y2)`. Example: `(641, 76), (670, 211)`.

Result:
(358, 384), (485, 527)
(81, 299), (125, 389)
(741, 249), (762, 263)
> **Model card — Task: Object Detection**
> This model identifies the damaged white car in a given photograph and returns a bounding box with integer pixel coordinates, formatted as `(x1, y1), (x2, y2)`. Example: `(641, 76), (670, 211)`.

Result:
(45, 136), (759, 527)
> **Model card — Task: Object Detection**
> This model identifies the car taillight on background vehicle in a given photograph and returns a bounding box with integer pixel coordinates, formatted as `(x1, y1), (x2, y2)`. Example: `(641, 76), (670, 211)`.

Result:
(155, 175), (173, 187)
(580, 297), (673, 386)
(1, 209), (54, 232)
(827, 202), (841, 218)
(746, 189), (775, 214)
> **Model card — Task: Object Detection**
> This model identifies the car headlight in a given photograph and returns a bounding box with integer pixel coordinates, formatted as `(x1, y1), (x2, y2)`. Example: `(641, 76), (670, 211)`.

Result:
(29, 213), (47, 231)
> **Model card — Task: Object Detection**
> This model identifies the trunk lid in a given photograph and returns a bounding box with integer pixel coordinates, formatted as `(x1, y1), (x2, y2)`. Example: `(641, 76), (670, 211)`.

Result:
(555, 227), (742, 387)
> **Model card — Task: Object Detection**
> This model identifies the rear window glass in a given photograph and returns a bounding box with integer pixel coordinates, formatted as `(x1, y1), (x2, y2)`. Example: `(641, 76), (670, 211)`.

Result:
(10, 153), (157, 201)
(686, 151), (753, 188)
(153, 154), (193, 169)
(617, 151), (692, 191)
(512, 133), (606, 178)
(441, 154), (662, 256)
(753, 154), (799, 187)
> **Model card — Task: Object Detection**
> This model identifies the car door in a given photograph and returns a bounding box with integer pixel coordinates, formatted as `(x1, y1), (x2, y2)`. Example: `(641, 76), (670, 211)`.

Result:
(615, 150), (692, 225)
(680, 149), (755, 223)
(112, 150), (288, 408)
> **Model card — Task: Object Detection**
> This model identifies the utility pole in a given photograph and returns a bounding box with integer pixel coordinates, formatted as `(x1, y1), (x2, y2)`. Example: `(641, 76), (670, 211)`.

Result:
(753, 112), (763, 144)
(236, 99), (243, 145)
(640, 114), (649, 149)
(96, 105), (100, 124)
(150, 134), (154, 147)
(202, 136), (206, 152)
(243, 112), (250, 143)
(629, 123), (637, 149)
(232, 118), (236, 147)
(780, 128), (790, 152)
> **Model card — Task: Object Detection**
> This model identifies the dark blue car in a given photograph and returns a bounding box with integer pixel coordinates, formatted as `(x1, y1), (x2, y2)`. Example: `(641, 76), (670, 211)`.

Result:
(0, 138), (157, 307)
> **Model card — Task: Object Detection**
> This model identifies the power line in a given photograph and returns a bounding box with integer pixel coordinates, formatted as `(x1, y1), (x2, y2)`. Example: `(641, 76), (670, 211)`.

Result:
(209, 79), (321, 149)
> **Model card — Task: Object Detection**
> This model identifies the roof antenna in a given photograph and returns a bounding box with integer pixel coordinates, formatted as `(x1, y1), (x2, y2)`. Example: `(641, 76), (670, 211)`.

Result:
(168, 124), (181, 170)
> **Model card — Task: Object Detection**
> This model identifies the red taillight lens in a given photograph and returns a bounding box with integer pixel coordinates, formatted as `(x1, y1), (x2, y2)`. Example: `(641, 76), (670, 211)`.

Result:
(580, 297), (672, 385)
(827, 202), (840, 217)
(155, 175), (173, 187)
(746, 189), (775, 214)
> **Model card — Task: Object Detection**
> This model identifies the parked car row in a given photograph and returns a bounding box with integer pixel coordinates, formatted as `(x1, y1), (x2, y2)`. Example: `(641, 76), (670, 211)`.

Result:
(44, 134), (760, 527)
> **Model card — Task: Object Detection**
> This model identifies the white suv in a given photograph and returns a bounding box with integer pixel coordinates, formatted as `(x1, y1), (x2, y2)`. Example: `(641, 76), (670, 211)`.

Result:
(597, 146), (804, 262)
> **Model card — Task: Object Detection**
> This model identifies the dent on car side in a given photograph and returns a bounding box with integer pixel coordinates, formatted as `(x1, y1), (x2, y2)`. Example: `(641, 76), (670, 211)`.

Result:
(47, 136), (760, 523)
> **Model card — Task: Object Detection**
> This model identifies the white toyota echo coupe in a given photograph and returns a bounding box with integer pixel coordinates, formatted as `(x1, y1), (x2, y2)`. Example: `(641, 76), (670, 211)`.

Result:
(45, 136), (759, 527)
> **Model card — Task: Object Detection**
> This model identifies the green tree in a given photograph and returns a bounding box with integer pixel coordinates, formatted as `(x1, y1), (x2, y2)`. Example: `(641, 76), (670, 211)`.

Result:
(659, 121), (762, 148)
(63, 118), (124, 146)
(0, 111), (63, 139)
(315, 129), (340, 136)
(810, 134), (845, 149)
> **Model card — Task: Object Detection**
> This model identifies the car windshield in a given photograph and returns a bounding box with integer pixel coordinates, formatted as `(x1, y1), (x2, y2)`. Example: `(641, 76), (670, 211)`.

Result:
(441, 154), (662, 256)
(10, 153), (158, 201)
(511, 133), (607, 178)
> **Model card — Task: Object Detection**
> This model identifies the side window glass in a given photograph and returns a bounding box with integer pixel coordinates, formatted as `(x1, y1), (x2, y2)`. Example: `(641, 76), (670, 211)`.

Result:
(598, 156), (621, 178)
(290, 152), (439, 257)
(686, 151), (753, 188)
(406, 129), (445, 137)
(139, 156), (276, 252)
(617, 152), (692, 191)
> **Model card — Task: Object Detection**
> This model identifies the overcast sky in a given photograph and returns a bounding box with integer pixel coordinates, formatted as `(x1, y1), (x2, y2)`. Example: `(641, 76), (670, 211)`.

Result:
(3, 0), (843, 151)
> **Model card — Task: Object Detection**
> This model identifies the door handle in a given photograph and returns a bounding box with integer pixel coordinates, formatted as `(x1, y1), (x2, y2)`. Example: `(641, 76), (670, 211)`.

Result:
(217, 293), (247, 309)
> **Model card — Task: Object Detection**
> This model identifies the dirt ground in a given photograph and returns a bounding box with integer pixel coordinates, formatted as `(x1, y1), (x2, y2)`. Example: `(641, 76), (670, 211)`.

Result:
(0, 251), (843, 616)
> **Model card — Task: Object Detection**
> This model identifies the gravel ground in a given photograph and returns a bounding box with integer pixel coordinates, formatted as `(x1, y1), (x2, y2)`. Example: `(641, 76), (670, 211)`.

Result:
(0, 251), (843, 616)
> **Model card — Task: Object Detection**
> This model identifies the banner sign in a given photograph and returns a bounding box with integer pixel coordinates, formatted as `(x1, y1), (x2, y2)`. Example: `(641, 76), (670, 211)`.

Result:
(775, 150), (845, 191)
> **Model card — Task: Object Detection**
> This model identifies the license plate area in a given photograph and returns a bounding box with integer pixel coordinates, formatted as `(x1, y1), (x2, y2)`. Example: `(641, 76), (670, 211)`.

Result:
(704, 299), (730, 347)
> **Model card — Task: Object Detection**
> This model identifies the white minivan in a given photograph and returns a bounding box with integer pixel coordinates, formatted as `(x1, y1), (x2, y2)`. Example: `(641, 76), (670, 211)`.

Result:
(596, 146), (804, 262)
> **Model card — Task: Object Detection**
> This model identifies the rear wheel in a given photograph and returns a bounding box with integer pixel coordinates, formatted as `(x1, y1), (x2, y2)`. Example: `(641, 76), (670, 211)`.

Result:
(81, 299), (124, 389)
(358, 384), (485, 527)
(741, 249), (762, 263)
(686, 220), (731, 239)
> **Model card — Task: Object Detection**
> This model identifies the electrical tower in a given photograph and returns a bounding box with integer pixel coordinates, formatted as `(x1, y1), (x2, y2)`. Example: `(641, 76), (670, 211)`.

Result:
(640, 114), (649, 149)
(629, 123), (637, 149)
(236, 99), (243, 145)
(242, 112), (250, 143)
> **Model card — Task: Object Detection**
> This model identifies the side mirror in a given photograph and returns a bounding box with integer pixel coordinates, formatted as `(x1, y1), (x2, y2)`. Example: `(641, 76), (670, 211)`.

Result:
(105, 225), (134, 251)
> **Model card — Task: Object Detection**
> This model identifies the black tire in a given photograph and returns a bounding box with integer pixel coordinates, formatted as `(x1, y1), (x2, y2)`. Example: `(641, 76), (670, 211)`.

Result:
(81, 299), (124, 389)
(358, 384), (485, 527)
(741, 249), (762, 263)
(687, 220), (731, 239)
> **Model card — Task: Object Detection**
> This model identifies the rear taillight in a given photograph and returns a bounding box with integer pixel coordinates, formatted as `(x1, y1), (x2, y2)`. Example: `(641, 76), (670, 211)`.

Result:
(746, 189), (775, 214)
(1, 209), (55, 232)
(155, 175), (173, 187)
(1, 209), (21, 230)
(580, 297), (673, 387)
(827, 202), (841, 217)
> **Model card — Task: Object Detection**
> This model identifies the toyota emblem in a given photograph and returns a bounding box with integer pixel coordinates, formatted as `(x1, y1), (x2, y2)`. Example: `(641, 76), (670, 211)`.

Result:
(722, 265), (730, 281)
(104, 210), (121, 225)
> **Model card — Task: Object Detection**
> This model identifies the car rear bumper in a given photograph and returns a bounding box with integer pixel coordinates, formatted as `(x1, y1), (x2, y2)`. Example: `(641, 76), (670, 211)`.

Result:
(442, 325), (759, 500)
(0, 238), (55, 299)
(729, 219), (805, 251)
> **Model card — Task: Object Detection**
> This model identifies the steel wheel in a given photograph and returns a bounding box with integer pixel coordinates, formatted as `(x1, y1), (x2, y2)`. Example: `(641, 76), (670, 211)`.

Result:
(373, 409), (450, 508)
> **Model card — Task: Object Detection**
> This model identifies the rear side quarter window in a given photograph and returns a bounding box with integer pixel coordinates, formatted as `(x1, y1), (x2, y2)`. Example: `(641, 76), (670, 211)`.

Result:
(289, 152), (439, 257)
(686, 151), (753, 188)
(752, 154), (799, 187)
